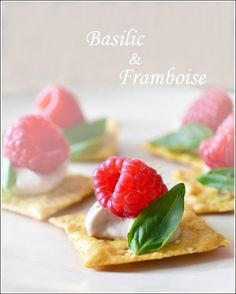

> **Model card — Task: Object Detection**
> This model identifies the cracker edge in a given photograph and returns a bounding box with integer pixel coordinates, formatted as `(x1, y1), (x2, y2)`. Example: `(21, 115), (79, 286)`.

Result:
(49, 209), (229, 269)
(143, 143), (204, 171)
(172, 169), (234, 214)
(2, 174), (93, 221)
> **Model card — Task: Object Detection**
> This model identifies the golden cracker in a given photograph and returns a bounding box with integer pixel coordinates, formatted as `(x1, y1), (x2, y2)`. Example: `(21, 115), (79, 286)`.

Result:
(50, 209), (229, 268)
(76, 120), (118, 162)
(144, 143), (203, 171)
(173, 169), (234, 214)
(2, 175), (93, 221)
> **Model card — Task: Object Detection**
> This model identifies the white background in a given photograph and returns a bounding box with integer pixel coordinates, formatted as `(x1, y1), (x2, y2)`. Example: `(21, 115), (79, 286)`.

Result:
(2, 1), (234, 95)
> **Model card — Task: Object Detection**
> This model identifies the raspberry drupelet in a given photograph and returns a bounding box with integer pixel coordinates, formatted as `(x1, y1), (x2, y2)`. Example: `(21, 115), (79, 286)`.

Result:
(4, 114), (70, 174)
(93, 157), (168, 218)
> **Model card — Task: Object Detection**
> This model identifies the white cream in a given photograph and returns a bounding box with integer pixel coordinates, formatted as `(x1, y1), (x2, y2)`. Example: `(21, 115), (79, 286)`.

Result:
(13, 161), (68, 196)
(85, 201), (181, 242)
(85, 202), (134, 240)
(203, 164), (211, 173)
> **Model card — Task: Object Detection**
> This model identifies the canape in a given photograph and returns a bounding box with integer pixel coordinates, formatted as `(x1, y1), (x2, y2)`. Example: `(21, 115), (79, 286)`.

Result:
(144, 89), (233, 170)
(35, 85), (118, 162)
(2, 114), (93, 220)
(50, 157), (228, 268)
(173, 114), (234, 214)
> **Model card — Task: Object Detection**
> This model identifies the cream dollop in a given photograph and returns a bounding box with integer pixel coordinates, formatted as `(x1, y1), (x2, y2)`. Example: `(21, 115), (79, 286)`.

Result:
(85, 201), (134, 240)
(13, 161), (68, 196)
(203, 164), (211, 173)
(85, 201), (181, 242)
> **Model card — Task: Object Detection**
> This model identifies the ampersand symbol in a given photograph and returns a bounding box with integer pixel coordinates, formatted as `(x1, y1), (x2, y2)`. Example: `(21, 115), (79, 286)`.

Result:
(129, 53), (143, 65)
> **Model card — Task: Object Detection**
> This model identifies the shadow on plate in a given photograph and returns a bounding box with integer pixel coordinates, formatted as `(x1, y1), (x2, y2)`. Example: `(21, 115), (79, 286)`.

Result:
(98, 247), (233, 273)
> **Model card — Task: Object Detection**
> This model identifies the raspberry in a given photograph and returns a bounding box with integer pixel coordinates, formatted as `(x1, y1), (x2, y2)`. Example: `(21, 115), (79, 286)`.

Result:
(199, 114), (234, 168)
(182, 89), (233, 132)
(4, 114), (70, 174)
(35, 85), (85, 129)
(93, 157), (168, 218)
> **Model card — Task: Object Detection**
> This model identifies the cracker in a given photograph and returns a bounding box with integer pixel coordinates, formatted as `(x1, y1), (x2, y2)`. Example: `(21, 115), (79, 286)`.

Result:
(144, 143), (203, 171)
(2, 175), (93, 221)
(76, 120), (118, 162)
(173, 170), (234, 214)
(50, 209), (229, 268)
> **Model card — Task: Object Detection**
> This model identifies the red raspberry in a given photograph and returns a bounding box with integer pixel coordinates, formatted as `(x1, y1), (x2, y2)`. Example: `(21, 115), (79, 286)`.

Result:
(4, 114), (70, 174)
(93, 157), (168, 218)
(182, 88), (233, 132)
(35, 85), (85, 129)
(199, 113), (234, 168)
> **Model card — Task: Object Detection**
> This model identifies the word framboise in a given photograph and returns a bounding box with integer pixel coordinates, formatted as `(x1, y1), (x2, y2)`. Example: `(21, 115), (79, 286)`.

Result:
(120, 67), (207, 86)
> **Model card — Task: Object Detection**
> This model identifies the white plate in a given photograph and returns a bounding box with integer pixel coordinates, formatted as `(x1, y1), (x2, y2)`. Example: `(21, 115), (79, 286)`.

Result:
(2, 87), (234, 292)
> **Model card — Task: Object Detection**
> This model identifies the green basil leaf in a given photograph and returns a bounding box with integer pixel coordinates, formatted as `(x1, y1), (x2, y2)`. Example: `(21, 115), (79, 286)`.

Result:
(150, 124), (213, 152)
(64, 118), (107, 145)
(128, 183), (185, 255)
(1, 158), (16, 200)
(70, 137), (104, 161)
(196, 168), (234, 192)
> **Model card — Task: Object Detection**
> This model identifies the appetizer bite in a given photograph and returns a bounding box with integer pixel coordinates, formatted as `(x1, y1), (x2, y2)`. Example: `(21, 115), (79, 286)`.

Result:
(173, 114), (234, 213)
(50, 157), (228, 268)
(2, 114), (93, 220)
(35, 85), (118, 162)
(145, 89), (233, 170)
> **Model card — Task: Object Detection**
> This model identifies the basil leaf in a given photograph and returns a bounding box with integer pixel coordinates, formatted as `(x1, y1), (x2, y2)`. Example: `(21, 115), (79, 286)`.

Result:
(150, 124), (213, 152)
(64, 118), (107, 145)
(70, 137), (104, 161)
(128, 183), (185, 255)
(196, 168), (234, 192)
(2, 158), (16, 200)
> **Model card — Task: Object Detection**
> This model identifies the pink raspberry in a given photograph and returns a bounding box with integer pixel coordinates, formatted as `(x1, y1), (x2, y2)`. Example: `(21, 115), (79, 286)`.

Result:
(182, 89), (233, 131)
(35, 85), (85, 129)
(199, 113), (234, 168)
(4, 114), (70, 173)
(93, 157), (168, 218)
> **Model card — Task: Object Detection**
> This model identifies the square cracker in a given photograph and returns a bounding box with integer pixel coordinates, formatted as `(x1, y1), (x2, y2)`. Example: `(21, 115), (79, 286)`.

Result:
(2, 175), (93, 221)
(49, 209), (229, 269)
(173, 169), (234, 214)
(144, 143), (203, 171)
(75, 120), (118, 162)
